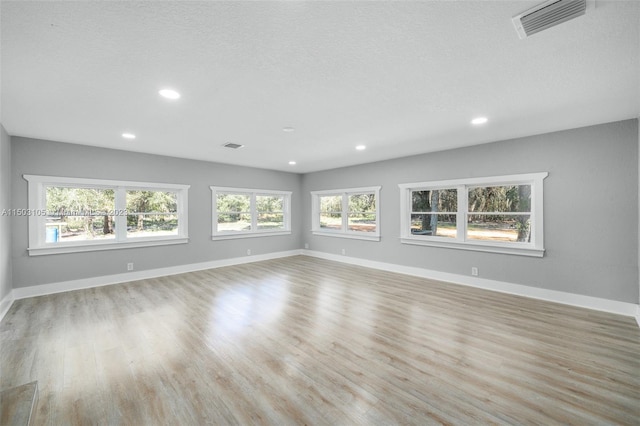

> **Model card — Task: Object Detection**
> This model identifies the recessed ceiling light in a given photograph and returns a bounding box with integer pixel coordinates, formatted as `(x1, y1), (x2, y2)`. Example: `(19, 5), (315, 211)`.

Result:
(122, 133), (136, 140)
(356, 145), (366, 151)
(159, 89), (181, 100)
(288, 161), (297, 165)
(283, 127), (295, 132)
(471, 117), (488, 125)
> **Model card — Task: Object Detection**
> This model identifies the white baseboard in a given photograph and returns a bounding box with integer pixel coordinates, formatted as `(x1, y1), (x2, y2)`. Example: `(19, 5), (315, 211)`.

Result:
(0, 289), (15, 322)
(8, 248), (640, 324)
(303, 250), (640, 318)
(12, 250), (303, 300)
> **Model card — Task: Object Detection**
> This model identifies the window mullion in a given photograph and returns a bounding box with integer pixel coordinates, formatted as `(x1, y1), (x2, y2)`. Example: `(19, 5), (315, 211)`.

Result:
(531, 181), (540, 246)
(34, 183), (46, 247)
(178, 189), (188, 237)
(342, 193), (349, 232)
(212, 191), (218, 235)
(458, 184), (467, 242)
(313, 195), (319, 231)
(251, 193), (257, 233)
(115, 187), (127, 241)
(287, 194), (292, 231)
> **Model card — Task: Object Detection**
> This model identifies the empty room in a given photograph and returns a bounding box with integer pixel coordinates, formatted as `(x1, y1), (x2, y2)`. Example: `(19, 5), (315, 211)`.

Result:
(1, 1), (639, 425)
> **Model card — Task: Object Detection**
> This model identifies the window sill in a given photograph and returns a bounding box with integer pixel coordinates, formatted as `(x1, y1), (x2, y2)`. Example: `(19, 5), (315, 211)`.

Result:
(28, 236), (189, 256)
(212, 231), (291, 241)
(400, 237), (544, 257)
(312, 231), (381, 242)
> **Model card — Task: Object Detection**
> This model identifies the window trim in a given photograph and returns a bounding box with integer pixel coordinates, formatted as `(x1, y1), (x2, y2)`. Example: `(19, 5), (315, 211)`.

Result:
(210, 186), (292, 240)
(311, 186), (381, 241)
(24, 175), (190, 256)
(398, 173), (548, 257)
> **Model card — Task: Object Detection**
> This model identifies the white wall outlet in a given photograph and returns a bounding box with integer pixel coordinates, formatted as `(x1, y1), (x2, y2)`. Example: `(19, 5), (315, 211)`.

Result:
(341, 248), (346, 255)
(471, 267), (478, 276)
(304, 243), (309, 249)
(247, 249), (251, 256)
(127, 263), (134, 271)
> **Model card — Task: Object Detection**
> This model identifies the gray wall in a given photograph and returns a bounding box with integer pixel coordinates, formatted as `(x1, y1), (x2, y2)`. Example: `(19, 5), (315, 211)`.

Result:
(0, 124), (12, 301)
(8, 120), (640, 305)
(302, 119), (639, 304)
(11, 137), (303, 288)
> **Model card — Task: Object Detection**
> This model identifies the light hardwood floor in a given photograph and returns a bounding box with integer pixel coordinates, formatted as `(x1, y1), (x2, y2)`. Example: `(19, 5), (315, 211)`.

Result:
(1, 255), (639, 425)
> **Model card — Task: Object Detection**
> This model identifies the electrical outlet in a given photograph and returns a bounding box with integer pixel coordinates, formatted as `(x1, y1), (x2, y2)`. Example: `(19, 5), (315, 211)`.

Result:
(247, 249), (251, 256)
(471, 267), (478, 276)
(341, 248), (346, 255)
(304, 243), (309, 249)
(127, 263), (134, 271)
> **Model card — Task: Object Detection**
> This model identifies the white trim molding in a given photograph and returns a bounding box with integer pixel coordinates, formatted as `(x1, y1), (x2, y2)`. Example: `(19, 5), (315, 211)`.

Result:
(302, 250), (639, 318)
(12, 250), (303, 300)
(0, 290), (15, 322)
(636, 305), (640, 328)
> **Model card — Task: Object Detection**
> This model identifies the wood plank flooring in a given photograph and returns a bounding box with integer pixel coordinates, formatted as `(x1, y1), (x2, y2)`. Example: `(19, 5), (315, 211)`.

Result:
(0, 381), (38, 425)
(1, 255), (639, 425)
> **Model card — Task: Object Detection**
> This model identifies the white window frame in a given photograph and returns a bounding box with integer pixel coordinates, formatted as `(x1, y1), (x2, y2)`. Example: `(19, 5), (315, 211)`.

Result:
(210, 186), (292, 240)
(311, 186), (381, 241)
(399, 173), (548, 257)
(24, 175), (190, 256)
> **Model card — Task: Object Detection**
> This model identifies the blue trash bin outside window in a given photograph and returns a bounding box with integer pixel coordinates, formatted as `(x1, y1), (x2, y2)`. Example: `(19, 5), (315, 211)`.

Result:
(46, 227), (59, 243)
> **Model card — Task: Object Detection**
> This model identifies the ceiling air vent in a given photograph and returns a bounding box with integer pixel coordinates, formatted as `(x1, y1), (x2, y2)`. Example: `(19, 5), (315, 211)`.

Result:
(512, 0), (592, 39)
(222, 142), (244, 149)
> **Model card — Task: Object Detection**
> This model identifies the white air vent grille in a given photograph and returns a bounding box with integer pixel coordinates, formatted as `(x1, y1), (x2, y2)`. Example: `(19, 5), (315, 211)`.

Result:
(222, 142), (244, 149)
(512, 0), (591, 39)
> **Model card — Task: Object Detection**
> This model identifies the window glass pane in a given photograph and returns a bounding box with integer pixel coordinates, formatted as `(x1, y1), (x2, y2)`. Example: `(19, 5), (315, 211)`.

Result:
(258, 213), (284, 230)
(468, 185), (531, 213)
(320, 195), (342, 212)
(467, 214), (531, 242)
(348, 193), (376, 212)
(217, 213), (252, 232)
(46, 215), (116, 242)
(412, 189), (457, 212)
(348, 213), (376, 232)
(45, 187), (116, 242)
(320, 213), (342, 230)
(126, 190), (178, 237)
(257, 195), (283, 212)
(126, 214), (178, 237)
(217, 193), (250, 213)
(410, 213), (456, 238)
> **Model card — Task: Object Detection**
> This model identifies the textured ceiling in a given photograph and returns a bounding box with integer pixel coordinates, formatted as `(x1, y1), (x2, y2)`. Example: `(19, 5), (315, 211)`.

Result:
(1, 1), (639, 173)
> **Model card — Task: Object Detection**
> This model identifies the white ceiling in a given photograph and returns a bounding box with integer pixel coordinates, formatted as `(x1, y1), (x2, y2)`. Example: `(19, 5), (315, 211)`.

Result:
(1, 1), (638, 173)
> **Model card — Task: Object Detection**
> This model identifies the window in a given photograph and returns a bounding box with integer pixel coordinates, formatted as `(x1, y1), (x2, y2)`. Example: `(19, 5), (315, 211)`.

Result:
(211, 187), (291, 239)
(126, 190), (180, 238)
(399, 173), (547, 256)
(311, 186), (381, 241)
(24, 175), (190, 256)
(411, 188), (458, 239)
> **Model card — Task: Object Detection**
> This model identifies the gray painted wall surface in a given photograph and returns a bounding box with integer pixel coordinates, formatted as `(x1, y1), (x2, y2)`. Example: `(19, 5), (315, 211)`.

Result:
(0, 124), (12, 300)
(302, 119), (639, 303)
(11, 138), (302, 288)
(8, 120), (640, 305)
